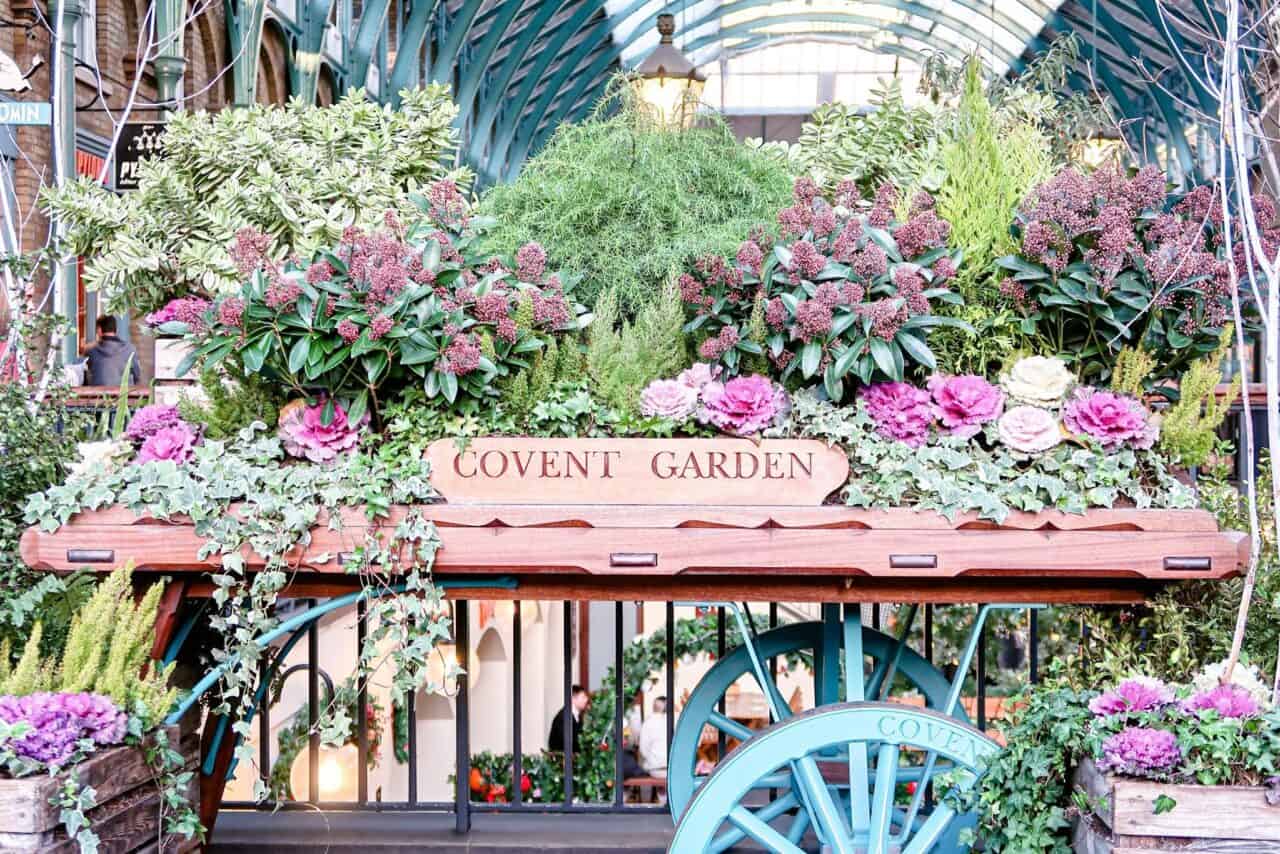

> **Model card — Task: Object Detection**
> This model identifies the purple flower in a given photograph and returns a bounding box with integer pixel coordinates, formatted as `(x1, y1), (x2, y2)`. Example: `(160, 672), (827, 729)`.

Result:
(0, 692), (126, 768)
(1089, 676), (1175, 716)
(515, 242), (548, 282)
(928, 375), (1004, 439)
(1063, 387), (1155, 450)
(145, 297), (211, 331)
(861, 382), (933, 447)
(277, 399), (366, 463)
(1098, 727), (1181, 776)
(996, 406), (1062, 454)
(1182, 684), (1260, 719)
(639, 379), (699, 421)
(698, 375), (788, 436)
(125, 404), (182, 441)
(788, 241), (828, 281)
(135, 422), (200, 465)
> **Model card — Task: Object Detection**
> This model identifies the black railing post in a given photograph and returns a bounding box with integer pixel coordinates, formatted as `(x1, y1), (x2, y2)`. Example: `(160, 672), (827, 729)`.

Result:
(455, 599), (471, 833)
(924, 605), (933, 664)
(665, 603), (675, 760)
(716, 606), (726, 759)
(1029, 609), (1039, 685)
(512, 600), (523, 807)
(976, 606), (987, 731)
(563, 600), (574, 805)
(614, 601), (624, 807)
(357, 598), (369, 804)
(308, 602), (319, 803)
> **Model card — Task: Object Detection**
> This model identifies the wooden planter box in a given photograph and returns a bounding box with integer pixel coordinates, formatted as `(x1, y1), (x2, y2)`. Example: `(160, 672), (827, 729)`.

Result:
(0, 725), (199, 853)
(1072, 757), (1280, 853)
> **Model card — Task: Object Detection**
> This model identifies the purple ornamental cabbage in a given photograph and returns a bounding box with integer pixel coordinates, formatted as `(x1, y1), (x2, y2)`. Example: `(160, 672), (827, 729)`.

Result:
(277, 399), (367, 462)
(927, 374), (1005, 439)
(860, 381), (934, 447)
(697, 375), (788, 437)
(0, 692), (127, 768)
(135, 422), (200, 465)
(125, 404), (183, 441)
(1182, 684), (1260, 719)
(1098, 726), (1182, 776)
(1089, 676), (1175, 716)
(1063, 387), (1156, 450)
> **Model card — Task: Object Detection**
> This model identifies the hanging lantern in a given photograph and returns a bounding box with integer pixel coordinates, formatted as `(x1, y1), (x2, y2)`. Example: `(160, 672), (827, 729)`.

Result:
(633, 13), (706, 127)
(289, 743), (361, 802)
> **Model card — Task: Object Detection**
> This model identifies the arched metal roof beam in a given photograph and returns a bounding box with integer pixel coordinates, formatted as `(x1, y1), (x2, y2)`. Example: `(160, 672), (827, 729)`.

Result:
(461, 1), (570, 168)
(485, 6), (615, 182)
(346, 0), (392, 92)
(428, 0), (487, 83)
(387, 0), (443, 103)
(452, 0), (528, 107)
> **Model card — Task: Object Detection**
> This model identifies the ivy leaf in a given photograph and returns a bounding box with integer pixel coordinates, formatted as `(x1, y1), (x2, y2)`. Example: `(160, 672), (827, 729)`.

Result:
(1152, 794), (1176, 815)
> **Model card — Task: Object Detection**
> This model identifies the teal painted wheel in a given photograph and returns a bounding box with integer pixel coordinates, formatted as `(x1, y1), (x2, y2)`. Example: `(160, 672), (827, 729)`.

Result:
(670, 702), (999, 854)
(668, 620), (959, 822)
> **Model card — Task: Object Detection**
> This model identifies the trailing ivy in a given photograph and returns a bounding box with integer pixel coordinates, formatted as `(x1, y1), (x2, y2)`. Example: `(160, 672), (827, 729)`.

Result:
(24, 423), (449, 799)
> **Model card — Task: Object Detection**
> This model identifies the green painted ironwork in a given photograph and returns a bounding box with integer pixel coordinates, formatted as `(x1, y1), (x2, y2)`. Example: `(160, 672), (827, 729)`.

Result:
(388, 0), (445, 104)
(345, 0), (391, 92)
(289, 0), (339, 101)
(452, 0), (531, 110)
(427, 0), (488, 84)
(226, 0), (270, 106)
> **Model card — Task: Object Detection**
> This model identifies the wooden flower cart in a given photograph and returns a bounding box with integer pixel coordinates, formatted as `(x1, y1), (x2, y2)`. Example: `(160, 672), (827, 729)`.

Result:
(20, 438), (1247, 854)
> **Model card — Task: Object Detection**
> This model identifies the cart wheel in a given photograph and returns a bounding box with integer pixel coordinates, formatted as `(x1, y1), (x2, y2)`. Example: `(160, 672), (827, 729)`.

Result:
(668, 620), (958, 821)
(670, 702), (998, 854)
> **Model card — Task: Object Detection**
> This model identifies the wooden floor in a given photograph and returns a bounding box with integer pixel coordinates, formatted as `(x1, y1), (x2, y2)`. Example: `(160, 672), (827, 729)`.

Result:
(210, 810), (675, 852)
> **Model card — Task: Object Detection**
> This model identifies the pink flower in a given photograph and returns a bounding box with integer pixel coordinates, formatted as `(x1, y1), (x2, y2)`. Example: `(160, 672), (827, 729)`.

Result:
(639, 379), (699, 421)
(861, 382), (933, 447)
(1063, 387), (1154, 450)
(736, 241), (764, 275)
(515, 242), (547, 282)
(146, 297), (210, 330)
(369, 314), (394, 340)
(336, 319), (360, 343)
(1182, 684), (1260, 719)
(1090, 677), (1174, 716)
(125, 404), (182, 441)
(442, 335), (482, 375)
(794, 299), (833, 341)
(928, 375), (1004, 439)
(135, 422), (199, 465)
(789, 241), (828, 280)
(277, 399), (366, 463)
(996, 406), (1062, 454)
(1098, 727), (1181, 776)
(698, 375), (788, 436)
(677, 363), (720, 390)
(218, 297), (245, 328)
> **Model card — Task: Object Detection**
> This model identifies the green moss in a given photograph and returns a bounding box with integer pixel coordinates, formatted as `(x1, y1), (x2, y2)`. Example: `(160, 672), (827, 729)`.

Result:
(478, 89), (794, 315)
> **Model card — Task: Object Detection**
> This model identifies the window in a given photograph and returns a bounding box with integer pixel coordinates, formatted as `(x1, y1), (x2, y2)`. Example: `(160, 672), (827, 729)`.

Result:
(74, 0), (97, 68)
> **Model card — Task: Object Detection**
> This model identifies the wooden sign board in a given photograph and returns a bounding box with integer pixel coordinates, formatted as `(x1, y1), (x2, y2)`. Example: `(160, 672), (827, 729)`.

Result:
(425, 438), (850, 506)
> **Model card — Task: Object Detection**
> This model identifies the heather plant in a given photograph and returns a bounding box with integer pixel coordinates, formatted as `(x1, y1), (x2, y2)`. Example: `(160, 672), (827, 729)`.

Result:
(682, 178), (967, 401)
(996, 168), (1250, 386)
(0, 564), (177, 729)
(42, 87), (465, 315)
(1160, 328), (1238, 468)
(1110, 346), (1157, 398)
(478, 94), (794, 314)
(177, 182), (589, 424)
(587, 283), (689, 415)
(178, 369), (282, 439)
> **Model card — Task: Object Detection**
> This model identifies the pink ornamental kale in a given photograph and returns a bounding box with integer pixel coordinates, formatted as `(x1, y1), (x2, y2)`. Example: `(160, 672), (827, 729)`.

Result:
(996, 406), (1062, 454)
(928, 375), (1004, 439)
(1089, 676), (1175, 716)
(0, 692), (126, 768)
(277, 399), (367, 463)
(1182, 684), (1260, 719)
(1063, 387), (1156, 450)
(678, 363), (720, 390)
(1098, 727), (1182, 776)
(639, 379), (699, 421)
(861, 382), (934, 447)
(698, 375), (788, 437)
(125, 404), (182, 441)
(135, 422), (200, 465)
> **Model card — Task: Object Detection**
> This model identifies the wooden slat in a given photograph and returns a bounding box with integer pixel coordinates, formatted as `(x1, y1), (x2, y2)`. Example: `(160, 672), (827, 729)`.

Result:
(1112, 779), (1280, 841)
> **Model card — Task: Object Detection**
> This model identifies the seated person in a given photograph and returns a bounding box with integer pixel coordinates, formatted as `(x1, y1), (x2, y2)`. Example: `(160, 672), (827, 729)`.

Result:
(81, 316), (140, 387)
(639, 695), (669, 778)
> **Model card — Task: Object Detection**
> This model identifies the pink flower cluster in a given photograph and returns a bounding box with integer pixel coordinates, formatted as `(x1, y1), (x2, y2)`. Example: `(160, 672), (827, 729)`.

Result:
(860, 382), (933, 447)
(145, 297), (211, 331)
(928, 375), (1004, 439)
(698, 374), (788, 436)
(0, 692), (127, 768)
(1089, 677), (1174, 716)
(1063, 387), (1156, 450)
(1182, 684), (1260, 719)
(861, 375), (1005, 447)
(126, 404), (201, 465)
(277, 399), (367, 463)
(1098, 727), (1182, 776)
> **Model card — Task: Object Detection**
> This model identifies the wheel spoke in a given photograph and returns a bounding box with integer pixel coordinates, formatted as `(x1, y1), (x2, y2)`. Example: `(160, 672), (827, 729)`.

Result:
(708, 710), (755, 742)
(727, 804), (806, 854)
(901, 803), (957, 853)
(785, 805), (811, 844)
(899, 749), (938, 833)
(709, 792), (799, 853)
(848, 741), (870, 833)
(868, 743), (900, 853)
(793, 756), (857, 854)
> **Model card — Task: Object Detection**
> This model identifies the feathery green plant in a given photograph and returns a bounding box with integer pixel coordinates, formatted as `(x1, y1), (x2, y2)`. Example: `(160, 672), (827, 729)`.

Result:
(1160, 328), (1238, 468)
(178, 369), (282, 439)
(587, 283), (689, 415)
(479, 87), (793, 314)
(1, 564), (177, 727)
(1110, 347), (1157, 398)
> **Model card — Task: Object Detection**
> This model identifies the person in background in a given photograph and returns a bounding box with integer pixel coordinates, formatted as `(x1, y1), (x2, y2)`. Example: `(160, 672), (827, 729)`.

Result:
(548, 684), (590, 754)
(81, 316), (140, 386)
(639, 695), (668, 778)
